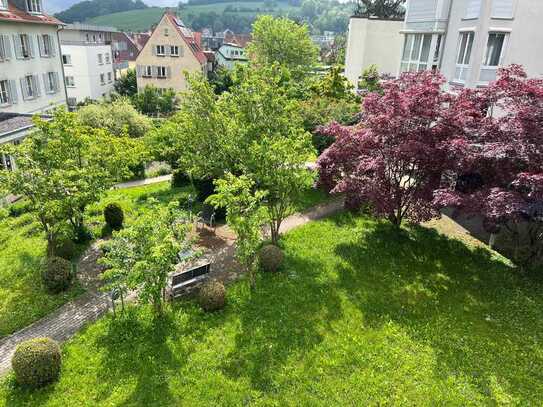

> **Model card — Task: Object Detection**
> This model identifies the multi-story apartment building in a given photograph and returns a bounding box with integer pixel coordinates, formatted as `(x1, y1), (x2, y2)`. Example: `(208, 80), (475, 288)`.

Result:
(60, 23), (117, 107)
(401, 0), (543, 88)
(0, 0), (66, 115)
(135, 11), (207, 93)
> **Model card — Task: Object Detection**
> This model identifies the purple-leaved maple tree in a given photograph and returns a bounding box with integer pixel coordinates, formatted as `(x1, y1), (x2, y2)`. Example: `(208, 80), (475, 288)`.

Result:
(317, 70), (454, 226)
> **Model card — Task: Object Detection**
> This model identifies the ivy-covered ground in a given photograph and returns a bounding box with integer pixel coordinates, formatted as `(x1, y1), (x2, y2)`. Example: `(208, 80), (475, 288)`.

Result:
(2, 212), (542, 405)
(0, 182), (329, 338)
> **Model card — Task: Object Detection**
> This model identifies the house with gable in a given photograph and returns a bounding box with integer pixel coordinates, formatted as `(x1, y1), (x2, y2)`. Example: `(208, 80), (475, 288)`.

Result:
(135, 10), (207, 93)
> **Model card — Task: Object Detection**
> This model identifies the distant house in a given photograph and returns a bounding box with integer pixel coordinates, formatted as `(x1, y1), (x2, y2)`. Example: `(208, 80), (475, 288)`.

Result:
(135, 11), (207, 93)
(60, 23), (117, 107)
(112, 31), (140, 74)
(215, 42), (248, 70)
(201, 29), (251, 51)
(0, 0), (67, 115)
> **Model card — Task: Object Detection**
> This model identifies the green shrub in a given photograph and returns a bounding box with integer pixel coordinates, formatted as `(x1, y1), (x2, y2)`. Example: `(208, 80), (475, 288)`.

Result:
(8, 200), (32, 217)
(146, 161), (172, 178)
(193, 178), (215, 201)
(43, 256), (73, 293)
(47, 238), (77, 261)
(198, 280), (226, 312)
(104, 203), (124, 231)
(12, 338), (61, 388)
(171, 169), (190, 188)
(259, 244), (284, 273)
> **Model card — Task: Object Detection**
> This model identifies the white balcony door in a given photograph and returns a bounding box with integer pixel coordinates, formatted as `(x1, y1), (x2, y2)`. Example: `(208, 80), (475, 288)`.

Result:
(454, 32), (474, 82)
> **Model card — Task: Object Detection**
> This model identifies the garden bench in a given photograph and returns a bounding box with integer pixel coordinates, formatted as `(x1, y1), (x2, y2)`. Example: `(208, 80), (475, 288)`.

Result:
(169, 261), (211, 298)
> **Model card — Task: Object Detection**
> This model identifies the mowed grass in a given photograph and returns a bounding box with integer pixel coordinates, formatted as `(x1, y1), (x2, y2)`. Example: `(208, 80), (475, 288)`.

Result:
(2, 212), (542, 405)
(87, 1), (298, 31)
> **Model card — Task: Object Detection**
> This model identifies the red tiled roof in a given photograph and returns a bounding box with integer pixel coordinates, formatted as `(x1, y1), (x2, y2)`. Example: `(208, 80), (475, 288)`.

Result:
(203, 50), (215, 63)
(166, 14), (206, 65)
(224, 31), (252, 48)
(0, 2), (62, 25)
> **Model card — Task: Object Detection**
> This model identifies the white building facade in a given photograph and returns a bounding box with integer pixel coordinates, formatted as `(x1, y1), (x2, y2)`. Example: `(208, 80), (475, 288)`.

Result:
(215, 43), (248, 71)
(60, 23), (116, 106)
(0, 0), (66, 115)
(402, 0), (543, 88)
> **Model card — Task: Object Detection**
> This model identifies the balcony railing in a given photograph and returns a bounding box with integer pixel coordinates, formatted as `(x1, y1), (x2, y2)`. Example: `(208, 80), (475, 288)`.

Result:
(454, 65), (471, 83)
(479, 66), (498, 83)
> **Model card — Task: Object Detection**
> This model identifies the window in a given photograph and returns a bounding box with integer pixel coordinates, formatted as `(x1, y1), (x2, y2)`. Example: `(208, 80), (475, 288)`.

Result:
(100, 73), (105, 85)
(39, 34), (53, 57)
(16, 34), (32, 59)
(400, 34), (432, 72)
(480, 33), (507, 82)
(62, 54), (72, 65)
(156, 45), (165, 56)
(0, 0), (7, 11)
(143, 65), (153, 77)
(44, 72), (59, 94)
(21, 75), (39, 100)
(65, 76), (75, 87)
(465, 0), (481, 19)
(86, 33), (90, 43)
(26, 0), (42, 13)
(0, 80), (9, 104)
(157, 66), (167, 78)
(107, 72), (112, 83)
(164, 28), (169, 36)
(0, 35), (11, 61)
(492, 0), (514, 19)
(97, 53), (103, 65)
(170, 45), (179, 57)
(455, 32), (475, 82)
(105, 53), (110, 64)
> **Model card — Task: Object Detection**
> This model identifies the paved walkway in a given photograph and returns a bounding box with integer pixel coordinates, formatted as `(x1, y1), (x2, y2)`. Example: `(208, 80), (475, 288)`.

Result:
(0, 197), (344, 377)
(114, 174), (172, 190)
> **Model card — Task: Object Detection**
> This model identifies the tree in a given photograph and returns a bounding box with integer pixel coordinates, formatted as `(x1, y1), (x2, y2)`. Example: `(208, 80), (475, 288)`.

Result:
(114, 69), (138, 97)
(434, 65), (543, 268)
(132, 85), (178, 117)
(100, 201), (190, 315)
(77, 97), (152, 138)
(247, 16), (318, 76)
(354, 0), (406, 19)
(358, 64), (383, 94)
(208, 174), (266, 289)
(208, 66), (234, 95)
(318, 70), (452, 226)
(313, 65), (356, 100)
(0, 110), (145, 243)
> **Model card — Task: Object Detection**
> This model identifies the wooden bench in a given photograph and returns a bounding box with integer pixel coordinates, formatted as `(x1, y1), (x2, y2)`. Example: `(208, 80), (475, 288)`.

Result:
(169, 262), (211, 298)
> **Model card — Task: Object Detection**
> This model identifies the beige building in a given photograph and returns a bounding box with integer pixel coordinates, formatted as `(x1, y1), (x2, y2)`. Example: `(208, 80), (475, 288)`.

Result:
(135, 11), (206, 93)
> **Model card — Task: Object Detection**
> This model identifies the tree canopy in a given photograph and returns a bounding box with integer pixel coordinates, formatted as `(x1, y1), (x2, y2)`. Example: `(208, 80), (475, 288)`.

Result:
(354, 0), (406, 19)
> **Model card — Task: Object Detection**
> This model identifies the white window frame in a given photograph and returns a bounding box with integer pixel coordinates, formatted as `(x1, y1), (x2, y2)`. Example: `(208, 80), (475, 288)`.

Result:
(454, 31), (475, 83)
(400, 33), (433, 72)
(20, 34), (31, 59)
(479, 32), (508, 83)
(62, 54), (72, 65)
(0, 80), (9, 105)
(41, 34), (51, 57)
(26, 0), (42, 14)
(157, 66), (167, 78)
(24, 75), (35, 99)
(65, 76), (75, 87)
(107, 72), (112, 83)
(0, 35), (8, 61)
(97, 53), (103, 65)
(45, 72), (57, 94)
(170, 45), (179, 57)
(143, 65), (153, 77)
(100, 73), (105, 85)
(156, 45), (165, 56)
(105, 53), (110, 64)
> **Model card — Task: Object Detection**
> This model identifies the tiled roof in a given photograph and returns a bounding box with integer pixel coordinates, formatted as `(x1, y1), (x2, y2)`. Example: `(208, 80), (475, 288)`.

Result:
(0, 113), (34, 137)
(203, 50), (215, 63)
(166, 13), (206, 65)
(0, 2), (62, 26)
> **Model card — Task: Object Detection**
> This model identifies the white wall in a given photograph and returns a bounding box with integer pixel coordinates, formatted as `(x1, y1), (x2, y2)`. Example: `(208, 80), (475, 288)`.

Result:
(0, 21), (66, 114)
(344, 17), (404, 87)
(61, 44), (115, 104)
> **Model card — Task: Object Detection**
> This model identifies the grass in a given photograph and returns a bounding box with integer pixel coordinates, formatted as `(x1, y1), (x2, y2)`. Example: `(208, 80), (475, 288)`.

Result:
(87, 1), (299, 31)
(2, 212), (542, 405)
(0, 181), (328, 338)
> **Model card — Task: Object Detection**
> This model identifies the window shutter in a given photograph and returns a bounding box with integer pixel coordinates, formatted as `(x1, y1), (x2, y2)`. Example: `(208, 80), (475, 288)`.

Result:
(37, 35), (44, 57)
(28, 35), (36, 58)
(152, 65), (158, 77)
(465, 0), (482, 19)
(2, 35), (11, 60)
(33, 75), (41, 96)
(50, 37), (56, 57)
(167, 66), (171, 78)
(152, 45), (156, 56)
(19, 78), (28, 100)
(492, 0), (513, 18)
(179, 46), (184, 57)
(9, 80), (18, 104)
(136, 65), (142, 77)
(42, 73), (48, 93)
(13, 35), (22, 59)
(165, 46), (170, 56)
(54, 72), (60, 92)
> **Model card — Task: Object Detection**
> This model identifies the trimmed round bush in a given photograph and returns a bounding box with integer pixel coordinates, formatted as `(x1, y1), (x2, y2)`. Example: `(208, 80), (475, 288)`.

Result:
(171, 169), (190, 188)
(259, 244), (284, 273)
(43, 256), (73, 293)
(12, 338), (61, 388)
(104, 203), (124, 231)
(47, 238), (77, 261)
(193, 178), (215, 201)
(198, 280), (226, 312)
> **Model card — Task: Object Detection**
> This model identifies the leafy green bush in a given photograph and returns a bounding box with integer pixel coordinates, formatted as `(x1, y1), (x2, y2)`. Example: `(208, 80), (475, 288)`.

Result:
(193, 178), (215, 201)
(104, 203), (124, 231)
(145, 161), (171, 178)
(171, 169), (190, 188)
(47, 238), (77, 261)
(12, 338), (61, 388)
(43, 256), (73, 293)
(259, 244), (284, 273)
(8, 200), (32, 217)
(198, 280), (226, 312)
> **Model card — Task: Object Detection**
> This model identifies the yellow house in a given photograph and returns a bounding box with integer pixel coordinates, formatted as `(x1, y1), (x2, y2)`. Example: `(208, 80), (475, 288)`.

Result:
(135, 11), (207, 93)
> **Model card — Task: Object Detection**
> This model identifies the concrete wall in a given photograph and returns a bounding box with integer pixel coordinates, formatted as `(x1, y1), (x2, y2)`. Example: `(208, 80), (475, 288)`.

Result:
(344, 17), (404, 88)
(61, 43), (115, 104)
(136, 14), (204, 93)
(0, 22), (66, 114)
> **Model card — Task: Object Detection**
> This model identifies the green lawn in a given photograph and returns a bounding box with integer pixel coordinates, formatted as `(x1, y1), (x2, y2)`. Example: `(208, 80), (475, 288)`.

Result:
(0, 181), (328, 338)
(2, 212), (542, 405)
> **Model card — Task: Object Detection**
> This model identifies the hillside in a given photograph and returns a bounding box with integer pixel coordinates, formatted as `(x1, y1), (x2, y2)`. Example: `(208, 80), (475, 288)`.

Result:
(55, 0), (148, 24)
(86, 0), (353, 33)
